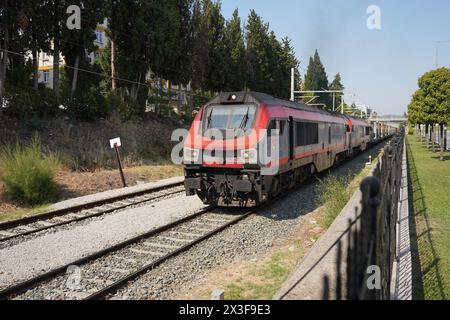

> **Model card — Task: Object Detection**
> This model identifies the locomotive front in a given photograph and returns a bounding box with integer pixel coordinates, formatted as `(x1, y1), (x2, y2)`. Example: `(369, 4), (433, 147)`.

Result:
(183, 92), (273, 207)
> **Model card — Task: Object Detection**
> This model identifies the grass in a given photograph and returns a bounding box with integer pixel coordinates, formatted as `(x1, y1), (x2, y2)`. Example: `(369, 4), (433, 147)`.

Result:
(407, 135), (450, 300)
(0, 137), (60, 205)
(315, 174), (353, 228)
(224, 241), (304, 300)
(0, 205), (51, 223)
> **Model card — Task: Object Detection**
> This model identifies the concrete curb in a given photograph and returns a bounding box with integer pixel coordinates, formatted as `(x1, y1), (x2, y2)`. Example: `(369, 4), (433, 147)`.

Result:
(0, 176), (184, 227)
(392, 139), (412, 300)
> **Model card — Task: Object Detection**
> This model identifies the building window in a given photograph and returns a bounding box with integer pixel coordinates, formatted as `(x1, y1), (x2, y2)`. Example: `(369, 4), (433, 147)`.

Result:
(95, 30), (103, 44)
(43, 71), (50, 83)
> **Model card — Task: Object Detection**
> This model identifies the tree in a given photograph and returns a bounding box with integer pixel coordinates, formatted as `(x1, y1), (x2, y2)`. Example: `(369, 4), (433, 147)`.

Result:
(0, 0), (18, 105)
(330, 73), (344, 110)
(408, 67), (450, 159)
(277, 36), (300, 99)
(304, 50), (330, 108)
(19, 0), (51, 91)
(203, 0), (226, 92)
(60, 0), (105, 100)
(222, 9), (246, 91)
(245, 10), (272, 94)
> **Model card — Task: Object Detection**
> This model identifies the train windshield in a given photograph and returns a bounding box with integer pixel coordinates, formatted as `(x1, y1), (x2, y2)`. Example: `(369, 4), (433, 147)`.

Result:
(204, 104), (256, 131)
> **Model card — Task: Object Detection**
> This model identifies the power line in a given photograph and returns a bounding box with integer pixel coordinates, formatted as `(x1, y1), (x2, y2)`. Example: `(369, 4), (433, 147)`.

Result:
(0, 48), (213, 99)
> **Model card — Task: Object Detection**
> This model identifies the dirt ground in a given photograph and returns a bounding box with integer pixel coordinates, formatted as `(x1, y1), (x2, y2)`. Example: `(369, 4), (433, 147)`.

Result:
(0, 164), (183, 218)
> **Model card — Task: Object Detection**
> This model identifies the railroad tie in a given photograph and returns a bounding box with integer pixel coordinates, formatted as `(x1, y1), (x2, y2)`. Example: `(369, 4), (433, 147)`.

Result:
(168, 230), (203, 238)
(158, 236), (192, 243)
(179, 226), (211, 233)
(51, 217), (71, 223)
(15, 225), (36, 232)
(201, 218), (229, 224)
(111, 256), (139, 264)
(129, 248), (162, 256)
(67, 213), (86, 219)
(142, 242), (180, 250)
(191, 221), (218, 228)
(36, 221), (55, 227)
(84, 278), (115, 286)
(0, 230), (17, 237)
(104, 267), (130, 274)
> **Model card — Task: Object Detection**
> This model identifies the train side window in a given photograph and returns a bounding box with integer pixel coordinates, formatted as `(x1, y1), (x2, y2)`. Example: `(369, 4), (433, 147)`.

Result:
(279, 120), (286, 136)
(295, 122), (318, 147)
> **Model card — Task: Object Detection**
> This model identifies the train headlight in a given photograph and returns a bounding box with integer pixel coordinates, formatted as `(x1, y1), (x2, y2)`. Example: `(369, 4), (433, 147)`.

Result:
(184, 147), (201, 163)
(241, 149), (258, 164)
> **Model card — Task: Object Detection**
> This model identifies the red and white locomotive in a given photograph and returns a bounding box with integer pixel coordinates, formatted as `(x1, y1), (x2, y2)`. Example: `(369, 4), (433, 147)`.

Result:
(183, 91), (381, 207)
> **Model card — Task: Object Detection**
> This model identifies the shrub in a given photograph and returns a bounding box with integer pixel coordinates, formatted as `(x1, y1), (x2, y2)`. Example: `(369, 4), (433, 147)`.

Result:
(0, 138), (60, 204)
(3, 85), (59, 118)
(315, 173), (353, 228)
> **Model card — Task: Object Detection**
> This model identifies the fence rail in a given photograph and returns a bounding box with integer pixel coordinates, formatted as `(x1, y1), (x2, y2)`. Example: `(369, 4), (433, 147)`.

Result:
(322, 132), (405, 300)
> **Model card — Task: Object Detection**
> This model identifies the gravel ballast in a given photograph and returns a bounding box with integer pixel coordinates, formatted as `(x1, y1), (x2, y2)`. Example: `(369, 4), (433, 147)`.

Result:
(112, 144), (388, 300)
(0, 143), (387, 299)
(0, 194), (206, 290)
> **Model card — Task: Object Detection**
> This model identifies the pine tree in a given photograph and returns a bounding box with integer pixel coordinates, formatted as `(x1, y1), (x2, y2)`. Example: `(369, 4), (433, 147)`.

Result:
(203, 0), (226, 92)
(222, 9), (246, 91)
(245, 10), (271, 94)
(329, 73), (344, 110)
(304, 49), (329, 108)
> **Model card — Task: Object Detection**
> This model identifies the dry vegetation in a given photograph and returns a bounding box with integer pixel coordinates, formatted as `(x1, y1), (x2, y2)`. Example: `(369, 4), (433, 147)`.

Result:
(0, 114), (185, 219)
(0, 113), (184, 171)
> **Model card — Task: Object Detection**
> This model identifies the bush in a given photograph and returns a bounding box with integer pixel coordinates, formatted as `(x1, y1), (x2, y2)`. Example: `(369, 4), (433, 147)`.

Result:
(0, 138), (60, 204)
(3, 85), (59, 118)
(315, 173), (353, 228)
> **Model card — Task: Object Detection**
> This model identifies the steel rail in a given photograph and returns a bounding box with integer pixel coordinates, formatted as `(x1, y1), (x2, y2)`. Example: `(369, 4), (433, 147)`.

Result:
(0, 138), (392, 300)
(0, 181), (185, 230)
(85, 210), (253, 300)
(0, 206), (214, 300)
(0, 183), (185, 243)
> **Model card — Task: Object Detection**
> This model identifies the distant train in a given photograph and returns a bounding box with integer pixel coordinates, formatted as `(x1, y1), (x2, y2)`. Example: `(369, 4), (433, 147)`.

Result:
(183, 92), (396, 207)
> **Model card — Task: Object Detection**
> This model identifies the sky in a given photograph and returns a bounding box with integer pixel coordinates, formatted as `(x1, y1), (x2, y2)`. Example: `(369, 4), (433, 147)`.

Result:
(221, 0), (450, 116)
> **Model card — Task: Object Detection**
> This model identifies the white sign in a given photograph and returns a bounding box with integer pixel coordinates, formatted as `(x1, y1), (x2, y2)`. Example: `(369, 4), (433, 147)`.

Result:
(110, 137), (122, 149)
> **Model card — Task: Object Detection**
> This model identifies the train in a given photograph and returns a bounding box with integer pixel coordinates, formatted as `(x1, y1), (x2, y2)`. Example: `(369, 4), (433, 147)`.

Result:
(183, 91), (396, 207)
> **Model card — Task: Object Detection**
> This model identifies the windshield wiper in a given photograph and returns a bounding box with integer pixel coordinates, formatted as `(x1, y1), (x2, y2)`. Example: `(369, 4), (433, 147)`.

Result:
(206, 110), (213, 129)
(239, 108), (250, 129)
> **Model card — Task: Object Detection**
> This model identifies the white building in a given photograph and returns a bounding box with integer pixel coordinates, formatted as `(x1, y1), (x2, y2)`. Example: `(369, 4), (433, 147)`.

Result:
(37, 20), (108, 89)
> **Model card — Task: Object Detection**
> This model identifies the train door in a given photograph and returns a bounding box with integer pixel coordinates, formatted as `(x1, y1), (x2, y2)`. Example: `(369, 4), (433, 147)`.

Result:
(289, 116), (294, 163)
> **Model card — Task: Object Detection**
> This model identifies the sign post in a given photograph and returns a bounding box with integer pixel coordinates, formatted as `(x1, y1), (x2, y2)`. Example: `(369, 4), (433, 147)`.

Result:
(110, 137), (127, 188)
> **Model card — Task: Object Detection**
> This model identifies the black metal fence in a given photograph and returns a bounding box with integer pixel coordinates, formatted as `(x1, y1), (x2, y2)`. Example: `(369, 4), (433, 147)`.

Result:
(323, 133), (405, 300)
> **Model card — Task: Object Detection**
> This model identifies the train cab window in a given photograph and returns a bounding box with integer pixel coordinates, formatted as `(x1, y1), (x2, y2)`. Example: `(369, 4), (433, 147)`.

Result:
(267, 120), (277, 137)
(204, 104), (256, 133)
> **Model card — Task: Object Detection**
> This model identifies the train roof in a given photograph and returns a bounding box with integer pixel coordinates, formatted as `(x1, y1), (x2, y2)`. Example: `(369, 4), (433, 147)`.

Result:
(207, 91), (369, 125)
(208, 91), (337, 116)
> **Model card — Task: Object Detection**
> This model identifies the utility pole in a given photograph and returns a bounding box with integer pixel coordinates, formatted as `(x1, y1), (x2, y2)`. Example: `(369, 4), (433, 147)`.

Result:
(290, 67), (295, 102)
(111, 40), (116, 91)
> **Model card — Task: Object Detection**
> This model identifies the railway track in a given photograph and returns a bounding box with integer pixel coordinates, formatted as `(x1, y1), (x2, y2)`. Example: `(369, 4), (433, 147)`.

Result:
(0, 139), (392, 300)
(0, 206), (252, 300)
(0, 182), (185, 243)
